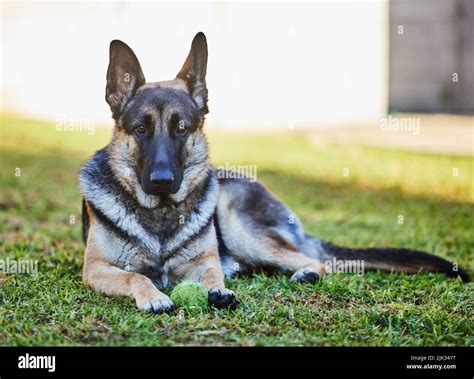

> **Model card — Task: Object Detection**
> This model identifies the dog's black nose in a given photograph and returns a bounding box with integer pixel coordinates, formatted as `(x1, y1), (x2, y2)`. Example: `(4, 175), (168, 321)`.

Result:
(150, 170), (175, 187)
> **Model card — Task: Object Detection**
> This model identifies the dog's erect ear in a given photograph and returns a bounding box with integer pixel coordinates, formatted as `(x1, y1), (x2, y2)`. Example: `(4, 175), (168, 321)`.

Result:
(176, 32), (208, 114)
(106, 40), (146, 119)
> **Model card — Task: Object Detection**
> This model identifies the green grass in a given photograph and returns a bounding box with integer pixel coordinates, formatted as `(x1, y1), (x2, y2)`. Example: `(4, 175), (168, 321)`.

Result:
(1, 113), (473, 346)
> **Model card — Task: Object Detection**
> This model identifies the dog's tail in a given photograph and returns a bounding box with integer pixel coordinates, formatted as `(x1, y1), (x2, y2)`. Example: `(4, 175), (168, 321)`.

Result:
(305, 235), (470, 282)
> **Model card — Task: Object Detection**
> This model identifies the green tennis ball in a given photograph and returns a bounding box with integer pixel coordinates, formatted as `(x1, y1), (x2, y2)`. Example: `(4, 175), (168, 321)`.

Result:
(170, 281), (208, 310)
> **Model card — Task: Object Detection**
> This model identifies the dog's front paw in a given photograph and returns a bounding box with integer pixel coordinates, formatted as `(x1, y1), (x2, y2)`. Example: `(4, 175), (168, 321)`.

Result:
(137, 295), (175, 314)
(208, 288), (239, 310)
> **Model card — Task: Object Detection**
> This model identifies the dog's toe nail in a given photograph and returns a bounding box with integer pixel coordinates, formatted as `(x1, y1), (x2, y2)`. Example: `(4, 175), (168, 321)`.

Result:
(150, 298), (175, 314)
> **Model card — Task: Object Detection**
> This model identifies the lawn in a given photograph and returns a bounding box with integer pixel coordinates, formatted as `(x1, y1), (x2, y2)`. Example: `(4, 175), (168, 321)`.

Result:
(0, 113), (472, 346)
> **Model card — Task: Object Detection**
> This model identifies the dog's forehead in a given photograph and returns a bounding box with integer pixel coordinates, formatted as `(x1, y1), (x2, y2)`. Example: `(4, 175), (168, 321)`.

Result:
(129, 84), (198, 115)
(121, 82), (202, 128)
(137, 88), (191, 109)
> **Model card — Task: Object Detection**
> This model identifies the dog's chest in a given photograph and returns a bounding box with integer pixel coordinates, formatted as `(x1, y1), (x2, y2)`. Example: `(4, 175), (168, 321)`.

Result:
(122, 249), (171, 288)
(113, 201), (211, 287)
(136, 203), (187, 241)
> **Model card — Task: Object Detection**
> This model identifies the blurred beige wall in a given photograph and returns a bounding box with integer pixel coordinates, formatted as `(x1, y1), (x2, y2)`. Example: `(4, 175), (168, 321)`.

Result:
(1, 1), (388, 128)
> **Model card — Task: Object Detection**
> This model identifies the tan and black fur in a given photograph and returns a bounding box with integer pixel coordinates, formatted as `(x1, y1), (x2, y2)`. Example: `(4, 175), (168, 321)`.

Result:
(80, 33), (469, 314)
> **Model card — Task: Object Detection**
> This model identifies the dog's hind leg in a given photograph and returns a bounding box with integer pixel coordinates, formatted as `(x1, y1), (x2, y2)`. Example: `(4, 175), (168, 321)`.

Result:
(217, 218), (326, 282)
(216, 178), (327, 281)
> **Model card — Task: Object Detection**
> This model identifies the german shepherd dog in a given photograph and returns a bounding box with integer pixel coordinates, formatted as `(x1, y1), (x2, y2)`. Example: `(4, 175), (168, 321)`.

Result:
(80, 32), (469, 314)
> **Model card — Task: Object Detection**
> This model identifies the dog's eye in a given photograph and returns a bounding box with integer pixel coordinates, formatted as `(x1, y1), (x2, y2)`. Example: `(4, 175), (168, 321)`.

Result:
(134, 124), (146, 134)
(176, 120), (187, 134)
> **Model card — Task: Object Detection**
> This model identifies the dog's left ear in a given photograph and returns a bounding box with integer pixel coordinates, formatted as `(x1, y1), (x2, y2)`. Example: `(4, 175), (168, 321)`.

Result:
(177, 32), (208, 115)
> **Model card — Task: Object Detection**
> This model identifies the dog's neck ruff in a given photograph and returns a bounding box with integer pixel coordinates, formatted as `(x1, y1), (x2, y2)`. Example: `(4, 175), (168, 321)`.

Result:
(79, 148), (218, 257)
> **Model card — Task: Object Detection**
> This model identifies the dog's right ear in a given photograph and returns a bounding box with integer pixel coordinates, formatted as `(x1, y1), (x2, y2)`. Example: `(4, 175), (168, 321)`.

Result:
(106, 40), (146, 119)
